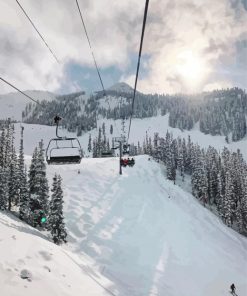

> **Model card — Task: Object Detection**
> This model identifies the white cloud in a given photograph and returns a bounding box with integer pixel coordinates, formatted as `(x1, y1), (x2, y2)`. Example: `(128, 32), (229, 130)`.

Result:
(125, 0), (247, 94)
(0, 0), (246, 95)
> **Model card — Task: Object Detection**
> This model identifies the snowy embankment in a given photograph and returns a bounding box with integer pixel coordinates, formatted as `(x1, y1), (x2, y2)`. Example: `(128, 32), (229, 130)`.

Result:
(0, 211), (115, 296)
(14, 114), (247, 160)
(45, 156), (247, 296)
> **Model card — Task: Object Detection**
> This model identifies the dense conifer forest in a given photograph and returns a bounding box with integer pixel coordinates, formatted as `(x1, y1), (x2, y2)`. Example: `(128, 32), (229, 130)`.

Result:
(22, 87), (247, 142)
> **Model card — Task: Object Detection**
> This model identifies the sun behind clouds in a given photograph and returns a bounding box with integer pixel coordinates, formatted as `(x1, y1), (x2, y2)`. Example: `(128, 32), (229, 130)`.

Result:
(175, 50), (209, 92)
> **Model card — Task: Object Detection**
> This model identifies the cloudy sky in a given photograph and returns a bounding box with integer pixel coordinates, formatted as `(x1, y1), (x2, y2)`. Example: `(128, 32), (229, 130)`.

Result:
(0, 0), (246, 95)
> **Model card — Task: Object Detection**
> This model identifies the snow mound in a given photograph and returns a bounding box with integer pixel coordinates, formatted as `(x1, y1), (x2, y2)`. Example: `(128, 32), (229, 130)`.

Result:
(0, 212), (116, 296)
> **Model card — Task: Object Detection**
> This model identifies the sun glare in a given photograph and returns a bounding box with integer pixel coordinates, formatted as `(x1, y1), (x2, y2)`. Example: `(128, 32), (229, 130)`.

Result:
(176, 50), (208, 91)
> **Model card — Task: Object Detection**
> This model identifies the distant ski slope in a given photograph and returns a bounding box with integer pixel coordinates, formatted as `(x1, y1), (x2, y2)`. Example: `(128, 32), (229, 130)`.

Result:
(0, 211), (115, 296)
(14, 114), (247, 161)
(43, 155), (247, 296)
(0, 90), (56, 121)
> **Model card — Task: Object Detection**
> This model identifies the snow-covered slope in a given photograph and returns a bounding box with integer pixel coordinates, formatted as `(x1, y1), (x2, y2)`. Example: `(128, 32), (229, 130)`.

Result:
(0, 90), (56, 121)
(5, 118), (247, 296)
(14, 115), (247, 160)
(0, 211), (115, 296)
(43, 156), (247, 296)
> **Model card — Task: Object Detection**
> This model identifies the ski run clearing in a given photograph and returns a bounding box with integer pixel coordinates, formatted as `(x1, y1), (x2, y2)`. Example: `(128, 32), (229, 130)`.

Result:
(1, 155), (247, 296)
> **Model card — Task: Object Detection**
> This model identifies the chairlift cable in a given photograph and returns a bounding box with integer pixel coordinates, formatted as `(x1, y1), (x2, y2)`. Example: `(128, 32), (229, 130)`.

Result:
(75, 0), (105, 95)
(127, 0), (149, 143)
(0, 77), (44, 107)
(15, 0), (83, 93)
(75, 0), (120, 136)
(15, 0), (60, 64)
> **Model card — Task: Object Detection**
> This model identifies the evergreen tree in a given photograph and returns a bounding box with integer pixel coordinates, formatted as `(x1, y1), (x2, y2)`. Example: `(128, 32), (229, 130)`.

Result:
(0, 128), (6, 167)
(48, 174), (67, 245)
(177, 146), (185, 181)
(166, 143), (176, 184)
(224, 171), (234, 226)
(18, 126), (29, 218)
(8, 147), (18, 209)
(29, 141), (49, 225)
(0, 167), (8, 210)
(110, 124), (113, 135)
(29, 147), (39, 195)
(19, 168), (29, 222)
(88, 134), (92, 152)
(92, 140), (97, 158)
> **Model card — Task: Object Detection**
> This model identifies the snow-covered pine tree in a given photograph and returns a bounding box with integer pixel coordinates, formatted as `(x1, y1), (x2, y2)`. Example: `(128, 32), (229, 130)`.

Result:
(0, 167), (8, 210)
(48, 174), (67, 245)
(137, 141), (142, 155)
(29, 147), (39, 195)
(191, 146), (208, 205)
(88, 133), (92, 153)
(19, 168), (29, 222)
(29, 141), (49, 226)
(98, 127), (102, 156)
(0, 128), (6, 167)
(185, 135), (192, 174)
(224, 171), (234, 226)
(4, 119), (12, 167)
(238, 176), (247, 234)
(107, 139), (110, 152)
(8, 147), (19, 209)
(177, 145), (185, 181)
(92, 139), (97, 158)
(166, 142), (176, 184)
(216, 169), (225, 218)
(205, 147), (219, 205)
(17, 125), (29, 221)
(110, 124), (113, 135)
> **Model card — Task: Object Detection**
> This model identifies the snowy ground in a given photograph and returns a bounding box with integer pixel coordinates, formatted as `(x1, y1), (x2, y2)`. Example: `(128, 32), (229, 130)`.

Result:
(44, 156), (247, 296)
(0, 212), (115, 296)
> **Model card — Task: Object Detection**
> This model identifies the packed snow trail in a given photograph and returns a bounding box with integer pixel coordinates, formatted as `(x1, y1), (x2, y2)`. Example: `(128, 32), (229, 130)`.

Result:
(46, 156), (247, 296)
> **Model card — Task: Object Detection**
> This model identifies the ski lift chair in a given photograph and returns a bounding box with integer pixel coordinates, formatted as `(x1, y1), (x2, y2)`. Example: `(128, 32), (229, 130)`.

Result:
(46, 137), (82, 164)
(122, 144), (130, 155)
(46, 116), (82, 165)
(101, 151), (114, 158)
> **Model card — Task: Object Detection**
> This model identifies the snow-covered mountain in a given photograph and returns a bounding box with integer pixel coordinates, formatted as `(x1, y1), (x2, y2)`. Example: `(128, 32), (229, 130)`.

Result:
(107, 82), (135, 93)
(1, 86), (247, 144)
(0, 90), (56, 121)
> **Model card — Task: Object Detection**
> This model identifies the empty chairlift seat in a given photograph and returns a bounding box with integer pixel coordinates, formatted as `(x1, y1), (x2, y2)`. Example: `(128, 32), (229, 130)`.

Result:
(46, 137), (83, 165)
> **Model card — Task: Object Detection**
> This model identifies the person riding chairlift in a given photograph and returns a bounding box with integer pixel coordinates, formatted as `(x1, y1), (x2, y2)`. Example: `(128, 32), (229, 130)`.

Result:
(127, 158), (135, 166)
